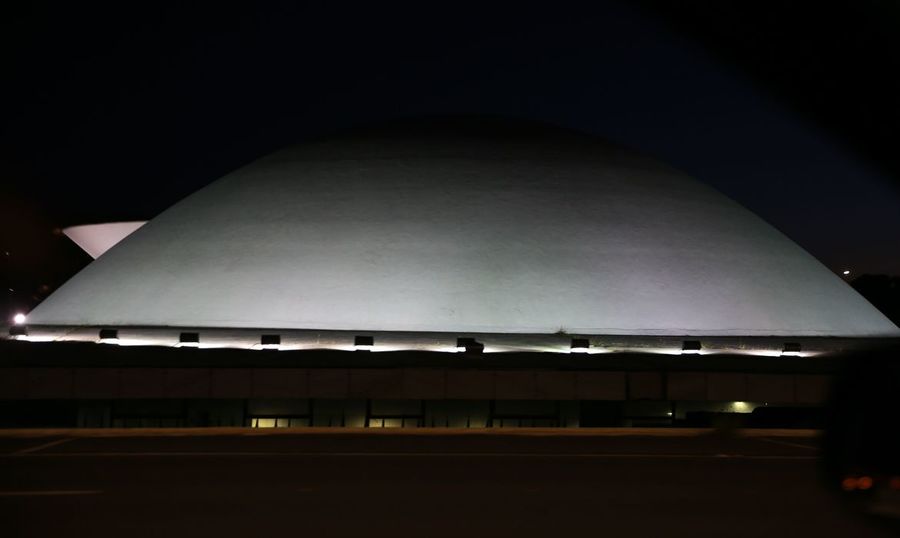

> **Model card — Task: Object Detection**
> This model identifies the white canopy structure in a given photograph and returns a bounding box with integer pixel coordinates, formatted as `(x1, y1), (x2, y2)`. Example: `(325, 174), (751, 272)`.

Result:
(25, 119), (899, 339)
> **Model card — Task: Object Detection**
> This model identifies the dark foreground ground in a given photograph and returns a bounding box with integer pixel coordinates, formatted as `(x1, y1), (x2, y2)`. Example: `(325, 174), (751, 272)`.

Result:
(0, 428), (892, 538)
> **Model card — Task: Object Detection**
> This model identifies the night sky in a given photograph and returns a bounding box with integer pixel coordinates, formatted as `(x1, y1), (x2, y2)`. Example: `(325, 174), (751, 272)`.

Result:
(3, 1), (899, 317)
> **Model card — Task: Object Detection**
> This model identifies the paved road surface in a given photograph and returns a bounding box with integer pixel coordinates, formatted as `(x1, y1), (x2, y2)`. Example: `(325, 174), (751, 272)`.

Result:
(0, 429), (892, 537)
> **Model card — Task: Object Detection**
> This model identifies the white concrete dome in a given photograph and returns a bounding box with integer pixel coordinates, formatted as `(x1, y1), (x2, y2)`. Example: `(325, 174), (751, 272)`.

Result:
(27, 119), (899, 337)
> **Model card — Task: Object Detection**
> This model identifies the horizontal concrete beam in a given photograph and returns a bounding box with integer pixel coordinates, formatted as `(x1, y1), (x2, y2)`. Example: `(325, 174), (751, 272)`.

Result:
(0, 368), (834, 404)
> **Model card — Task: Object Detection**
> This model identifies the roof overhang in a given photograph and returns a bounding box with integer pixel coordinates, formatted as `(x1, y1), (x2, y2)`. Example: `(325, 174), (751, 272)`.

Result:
(8, 324), (896, 358)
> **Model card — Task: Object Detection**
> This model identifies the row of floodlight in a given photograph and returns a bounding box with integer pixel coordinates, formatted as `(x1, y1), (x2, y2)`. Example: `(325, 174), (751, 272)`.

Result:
(95, 329), (483, 353)
(9, 325), (807, 356)
(664, 340), (802, 356)
(89, 329), (804, 356)
(570, 338), (803, 355)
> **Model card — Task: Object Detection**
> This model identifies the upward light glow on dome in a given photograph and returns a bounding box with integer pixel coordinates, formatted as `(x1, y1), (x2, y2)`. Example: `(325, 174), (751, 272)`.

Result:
(23, 119), (900, 341)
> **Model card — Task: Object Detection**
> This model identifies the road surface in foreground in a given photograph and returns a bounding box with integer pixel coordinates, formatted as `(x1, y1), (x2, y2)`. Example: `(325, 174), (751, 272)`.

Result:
(0, 428), (890, 537)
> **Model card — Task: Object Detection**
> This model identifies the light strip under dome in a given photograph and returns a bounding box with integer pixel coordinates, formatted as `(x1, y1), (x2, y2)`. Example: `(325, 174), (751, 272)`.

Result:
(4, 325), (847, 358)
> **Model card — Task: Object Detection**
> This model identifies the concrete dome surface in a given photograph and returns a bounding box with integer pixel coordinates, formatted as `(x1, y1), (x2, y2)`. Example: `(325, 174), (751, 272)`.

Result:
(27, 120), (899, 337)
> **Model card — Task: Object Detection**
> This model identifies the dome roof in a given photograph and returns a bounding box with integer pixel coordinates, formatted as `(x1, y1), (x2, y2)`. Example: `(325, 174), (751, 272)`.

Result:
(27, 119), (899, 337)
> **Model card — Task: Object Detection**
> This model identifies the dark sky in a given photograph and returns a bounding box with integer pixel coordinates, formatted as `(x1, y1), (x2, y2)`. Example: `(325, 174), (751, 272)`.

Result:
(2, 1), (899, 315)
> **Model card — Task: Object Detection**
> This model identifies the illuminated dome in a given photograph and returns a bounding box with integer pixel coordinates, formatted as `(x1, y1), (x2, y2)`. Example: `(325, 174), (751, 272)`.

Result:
(26, 119), (899, 337)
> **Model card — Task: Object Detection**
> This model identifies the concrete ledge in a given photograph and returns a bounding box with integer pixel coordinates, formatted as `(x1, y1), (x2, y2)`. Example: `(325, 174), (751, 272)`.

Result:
(0, 367), (836, 403)
(0, 427), (822, 438)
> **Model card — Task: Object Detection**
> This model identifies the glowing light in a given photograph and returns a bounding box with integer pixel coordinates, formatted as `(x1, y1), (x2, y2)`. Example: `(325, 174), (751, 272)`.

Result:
(570, 338), (589, 353)
(740, 350), (783, 357)
(12, 313), (26, 325)
(857, 476), (873, 490)
(841, 477), (858, 491)
(98, 328), (119, 344)
(252, 418), (277, 428)
(455, 337), (484, 354)
(176, 332), (201, 348)
(260, 334), (281, 350)
(115, 339), (159, 347)
(14, 335), (55, 342)
(732, 401), (751, 412)
(842, 270), (851, 275)
(354, 335), (374, 351)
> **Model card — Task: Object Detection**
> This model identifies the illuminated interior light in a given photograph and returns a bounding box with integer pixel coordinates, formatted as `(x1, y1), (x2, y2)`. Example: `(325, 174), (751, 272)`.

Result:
(781, 342), (802, 357)
(681, 340), (702, 355)
(177, 332), (200, 348)
(354, 335), (374, 351)
(98, 328), (119, 344)
(455, 337), (484, 354)
(570, 338), (589, 353)
(12, 313), (26, 325)
(260, 334), (281, 350)
(254, 418), (276, 428)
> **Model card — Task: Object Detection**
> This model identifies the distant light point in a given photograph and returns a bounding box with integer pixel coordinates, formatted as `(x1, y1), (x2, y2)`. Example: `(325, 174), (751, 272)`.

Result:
(13, 313), (27, 325)
(842, 270), (851, 276)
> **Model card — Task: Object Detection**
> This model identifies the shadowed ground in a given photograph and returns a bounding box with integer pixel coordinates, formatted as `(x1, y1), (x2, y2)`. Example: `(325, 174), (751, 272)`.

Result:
(0, 428), (891, 537)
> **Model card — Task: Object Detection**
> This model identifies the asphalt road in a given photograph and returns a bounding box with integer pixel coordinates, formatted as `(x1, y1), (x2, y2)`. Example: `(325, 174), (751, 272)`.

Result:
(0, 429), (892, 537)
